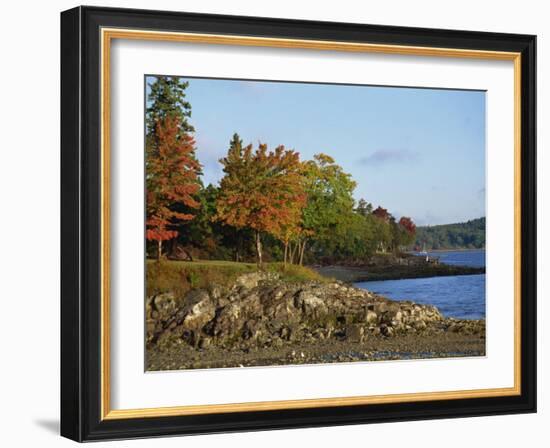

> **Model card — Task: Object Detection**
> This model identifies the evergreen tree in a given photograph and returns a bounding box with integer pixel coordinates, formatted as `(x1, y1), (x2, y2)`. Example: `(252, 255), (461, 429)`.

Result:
(356, 198), (373, 216)
(146, 76), (194, 138)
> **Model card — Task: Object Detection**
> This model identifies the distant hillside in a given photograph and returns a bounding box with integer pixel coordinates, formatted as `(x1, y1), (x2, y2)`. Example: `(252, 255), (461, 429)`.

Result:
(413, 217), (485, 250)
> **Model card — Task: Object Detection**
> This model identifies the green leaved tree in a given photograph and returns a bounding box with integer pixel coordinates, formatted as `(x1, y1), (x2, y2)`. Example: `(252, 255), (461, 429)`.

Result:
(299, 153), (357, 264)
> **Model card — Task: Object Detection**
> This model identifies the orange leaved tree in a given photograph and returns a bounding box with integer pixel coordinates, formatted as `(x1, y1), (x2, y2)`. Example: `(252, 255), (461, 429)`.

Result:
(215, 136), (306, 267)
(146, 116), (201, 260)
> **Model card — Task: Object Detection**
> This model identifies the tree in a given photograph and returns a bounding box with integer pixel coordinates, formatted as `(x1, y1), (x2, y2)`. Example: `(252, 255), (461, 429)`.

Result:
(370, 206), (394, 252)
(146, 76), (194, 138)
(372, 206), (390, 222)
(387, 216), (417, 252)
(145, 116), (201, 259)
(356, 198), (373, 217)
(300, 153), (357, 264)
(215, 137), (305, 266)
(414, 217), (485, 250)
(173, 183), (218, 255)
(389, 216), (401, 252)
(399, 216), (417, 247)
(277, 208), (310, 266)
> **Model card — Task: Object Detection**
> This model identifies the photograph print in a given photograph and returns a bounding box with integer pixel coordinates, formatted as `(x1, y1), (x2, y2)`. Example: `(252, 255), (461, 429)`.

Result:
(144, 75), (486, 371)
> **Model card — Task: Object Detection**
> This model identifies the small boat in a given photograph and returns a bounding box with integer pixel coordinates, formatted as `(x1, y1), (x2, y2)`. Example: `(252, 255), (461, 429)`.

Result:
(418, 244), (429, 261)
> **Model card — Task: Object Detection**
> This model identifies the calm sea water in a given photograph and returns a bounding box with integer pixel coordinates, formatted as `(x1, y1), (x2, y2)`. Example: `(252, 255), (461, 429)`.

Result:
(355, 250), (486, 320)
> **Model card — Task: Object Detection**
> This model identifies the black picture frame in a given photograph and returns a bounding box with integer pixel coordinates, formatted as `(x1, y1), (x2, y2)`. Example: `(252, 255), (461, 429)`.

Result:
(61, 5), (536, 442)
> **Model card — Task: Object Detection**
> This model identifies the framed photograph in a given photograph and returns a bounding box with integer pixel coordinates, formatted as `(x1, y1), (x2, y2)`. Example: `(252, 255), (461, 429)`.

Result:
(60, 6), (536, 441)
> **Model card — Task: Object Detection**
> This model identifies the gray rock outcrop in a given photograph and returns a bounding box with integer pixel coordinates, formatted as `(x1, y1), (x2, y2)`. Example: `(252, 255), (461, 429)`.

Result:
(146, 272), (485, 352)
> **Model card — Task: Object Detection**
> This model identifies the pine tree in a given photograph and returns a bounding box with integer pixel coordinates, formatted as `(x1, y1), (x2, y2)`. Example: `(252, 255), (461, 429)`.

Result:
(146, 76), (194, 138)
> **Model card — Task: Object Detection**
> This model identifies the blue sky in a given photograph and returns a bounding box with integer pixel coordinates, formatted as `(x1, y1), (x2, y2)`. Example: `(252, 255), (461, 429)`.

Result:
(146, 76), (486, 226)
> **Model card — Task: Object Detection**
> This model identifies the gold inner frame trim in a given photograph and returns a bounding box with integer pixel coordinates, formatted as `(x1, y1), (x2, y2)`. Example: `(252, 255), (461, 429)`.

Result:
(100, 27), (522, 420)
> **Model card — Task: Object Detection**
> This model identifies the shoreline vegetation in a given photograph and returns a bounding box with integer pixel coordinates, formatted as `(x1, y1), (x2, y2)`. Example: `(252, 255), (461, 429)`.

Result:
(313, 264), (484, 283)
(313, 252), (485, 283)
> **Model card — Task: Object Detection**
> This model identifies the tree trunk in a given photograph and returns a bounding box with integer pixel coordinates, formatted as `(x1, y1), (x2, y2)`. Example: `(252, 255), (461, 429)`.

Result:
(255, 231), (263, 267)
(170, 238), (177, 257)
(283, 241), (288, 267)
(157, 239), (162, 261)
(289, 242), (296, 265)
(235, 233), (242, 262)
(299, 239), (307, 265)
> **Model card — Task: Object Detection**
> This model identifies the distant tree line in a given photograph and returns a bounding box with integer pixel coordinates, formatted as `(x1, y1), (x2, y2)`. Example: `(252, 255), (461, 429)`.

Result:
(413, 217), (485, 250)
(144, 76), (417, 266)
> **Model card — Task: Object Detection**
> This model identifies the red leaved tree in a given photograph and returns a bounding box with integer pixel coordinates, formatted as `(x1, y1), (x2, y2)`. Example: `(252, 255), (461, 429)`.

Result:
(372, 206), (390, 222)
(398, 216), (417, 247)
(399, 216), (416, 235)
(146, 116), (201, 260)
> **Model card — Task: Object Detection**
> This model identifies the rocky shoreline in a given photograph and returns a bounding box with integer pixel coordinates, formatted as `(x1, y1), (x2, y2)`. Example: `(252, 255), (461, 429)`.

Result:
(146, 271), (485, 370)
(312, 253), (485, 282)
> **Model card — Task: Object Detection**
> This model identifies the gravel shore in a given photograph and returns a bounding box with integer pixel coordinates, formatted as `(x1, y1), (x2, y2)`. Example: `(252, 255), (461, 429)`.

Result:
(147, 332), (485, 370)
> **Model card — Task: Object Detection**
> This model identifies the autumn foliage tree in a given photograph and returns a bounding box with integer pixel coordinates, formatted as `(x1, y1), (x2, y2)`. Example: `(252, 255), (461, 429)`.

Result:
(215, 135), (306, 266)
(372, 206), (391, 222)
(146, 116), (201, 260)
(399, 216), (416, 236)
(142, 75), (426, 267)
(398, 216), (417, 246)
(277, 204), (310, 266)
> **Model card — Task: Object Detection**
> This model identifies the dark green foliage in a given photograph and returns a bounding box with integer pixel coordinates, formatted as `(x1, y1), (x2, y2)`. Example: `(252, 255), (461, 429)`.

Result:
(414, 217), (486, 250)
(356, 199), (373, 216)
(146, 76), (194, 136)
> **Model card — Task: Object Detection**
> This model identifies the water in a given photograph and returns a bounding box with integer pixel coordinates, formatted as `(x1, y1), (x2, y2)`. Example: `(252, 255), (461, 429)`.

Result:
(428, 249), (485, 268)
(355, 250), (486, 320)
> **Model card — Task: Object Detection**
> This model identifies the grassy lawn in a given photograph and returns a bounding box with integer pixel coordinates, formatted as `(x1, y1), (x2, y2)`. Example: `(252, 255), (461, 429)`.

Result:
(146, 259), (329, 297)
